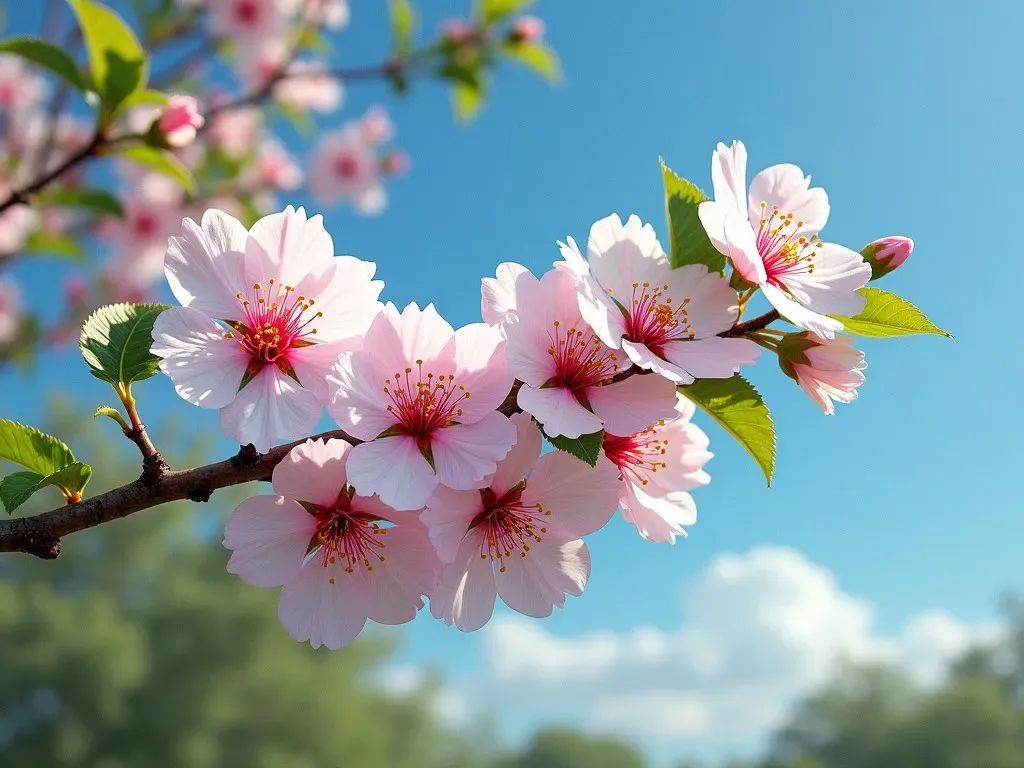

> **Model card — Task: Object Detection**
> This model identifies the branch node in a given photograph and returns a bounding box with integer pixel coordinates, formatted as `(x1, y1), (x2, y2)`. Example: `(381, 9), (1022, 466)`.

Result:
(25, 535), (61, 560)
(231, 443), (261, 469)
(141, 451), (169, 486)
(186, 480), (215, 503)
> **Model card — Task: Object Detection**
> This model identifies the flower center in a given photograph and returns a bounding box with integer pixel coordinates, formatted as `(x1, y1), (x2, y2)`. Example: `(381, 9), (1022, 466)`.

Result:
(546, 320), (620, 390)
(470, 482), (550, 573)
(622, 281), (693, 350)
(234, 0), (261, 26)
(603, 426), (669, 487)
(309, 488), (389, 580)
(225, 279), (322, 364)
(755, 203), (823, 286)
(133, 211), (159, 239)
(382, 361), (470, 436)
(334, 154), (360, 180)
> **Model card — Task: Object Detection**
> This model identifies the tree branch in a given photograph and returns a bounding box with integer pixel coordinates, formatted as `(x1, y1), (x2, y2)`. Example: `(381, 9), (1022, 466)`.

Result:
(719, 309), (781, 337)
(0, 393), (524, 559)
(0, 130), (104, 215)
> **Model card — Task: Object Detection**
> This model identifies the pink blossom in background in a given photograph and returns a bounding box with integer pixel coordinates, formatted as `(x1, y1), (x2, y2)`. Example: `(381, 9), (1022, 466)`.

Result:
(604, 394), (712, 544)
(0, 197), (39, 255)
(480, 261), (530, 325)
(423, 413), (619, 632)
(0, 277), (22, 345)
(698, 140), (872, 339)
(158, 95), (205, 148)
(247, 138), (303, 192)
(502, 266), (678, 438)
(0, 53), (47, 109)
(152, 206), (384, 451)
(224, 438), (439, 650)
(300, 0), (350, 29)
(510, 15), (545, 44)
(327, 302), (516, 511)
(360, 106), (394, 145)
(207, 0), (287, 41)
(309, 123), (387, 215)
(273, 61), (344, 113)
(440, 17), (475, 45)
(205, 104), (262, 158)
(558, 213), (760, 385)
(779, 332), (867, 415)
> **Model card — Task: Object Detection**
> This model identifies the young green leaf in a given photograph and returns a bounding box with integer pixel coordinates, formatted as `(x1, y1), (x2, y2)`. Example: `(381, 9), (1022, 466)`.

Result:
(545, 430), (605, 468)
(67, 0), (148, 117)
(0, 36), (92, 92)
(37, 462), (92, 500)
(661, 159), (727, 273)
(452, 80), (485, 123)
(479, 0), (534, 24)
(23, 231), (85, 259)
(43, 187), (124, 217)
(832, 288), (950, 339)
(79, 303), (169, 388)
(117, 146), (196, 194)
(388, 0), (415, 55)
(0, 463), (93, 514)
(0, 471), (45, 514)
(0, 419), (75, 476)
(680, 375), (775, 486)
(501, 41), (562, 82)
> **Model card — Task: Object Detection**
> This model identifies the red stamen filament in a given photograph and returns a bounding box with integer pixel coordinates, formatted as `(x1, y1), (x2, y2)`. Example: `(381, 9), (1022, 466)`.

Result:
(383, 361), (470, 435)
(224, 278), (322, 362)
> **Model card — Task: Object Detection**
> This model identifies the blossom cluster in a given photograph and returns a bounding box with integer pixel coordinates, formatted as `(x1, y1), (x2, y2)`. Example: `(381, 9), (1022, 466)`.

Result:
(152, 140), (911, 649)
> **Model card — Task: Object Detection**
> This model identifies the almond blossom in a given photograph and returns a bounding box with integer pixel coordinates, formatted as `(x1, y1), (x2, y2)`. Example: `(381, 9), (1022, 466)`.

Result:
(778, 332), (867, 415)
(309, 123), (387, 214)
(223, 437), (440, 650)
(152, 206), (383, 451)
(558, 213), (760, 385)
(423, 413), (620, 631)
(603, 394), (712, 544)
(502, 266), (678, 438)
(697, 140), (872, 339)
(327, 302), (516, 512)
(0, 53), (46, 110)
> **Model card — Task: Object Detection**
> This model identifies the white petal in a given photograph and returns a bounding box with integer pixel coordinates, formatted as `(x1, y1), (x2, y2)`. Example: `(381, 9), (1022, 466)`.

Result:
(660, 336), (760, 380)
(747, 163), (829, 235)
(619, 482), (696, 544)
(278, 559), (369, 650)
(522, 453), (620, 537)
(164, 213), (248, 318)
(246, 205), (335, 288)
(219, 366), (324, 452)
(429, 529), (497, 632)
(488, 412), (542, 497)
(344, 435), (438, 511)
(271, 437), (351, 508)
(430, 413), (517, 491)
(761, 283), (843, 340)
(481, 262), (531, 325)
(421, 485), (481, 564)
(781, 242), (871, 316)
(495, 537), (591, 618)
(517, 384), (602, 440)
(587, 373), (679, 438)
(224, 496), (317, 587)
(710, 140), (748, 217)
(621, 339), (694, 385)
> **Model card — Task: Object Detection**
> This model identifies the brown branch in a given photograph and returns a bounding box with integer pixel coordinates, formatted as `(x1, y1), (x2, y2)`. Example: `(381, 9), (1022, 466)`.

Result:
(719, 309), (781, 337)
(120, 396), (168, 484)
(0, 130), (104, 215)
(0, 394), (524, 559)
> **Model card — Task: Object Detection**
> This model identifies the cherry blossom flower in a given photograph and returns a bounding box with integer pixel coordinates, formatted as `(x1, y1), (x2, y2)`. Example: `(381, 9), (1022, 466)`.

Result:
(423, 413), (619, 631)
(300, 0), (349, 29)
(327, 302), (516, 512)
(0, 276), (22, 345)
(698, 140), (872, 339)
(157, 95), (205, 148)
(207, 0), (287, 42)
(481, 261), (529, 325)
(361, 106), (394, 145)
(0, 53), (47, 110)
(558, 213), (760, 385)
(308, 124), (386, 214)
(152, 206), (383, 451)
(224, 437), (440, 650)
(244, 138), (303, 193)
(273, 61), (344, 113)
(603, 394), (712, 544)
(502, 266), (678, 438)
(862, 235), (913, 279)
(778, 332), (866, 415)
(0, 195), (38, 255)
(205, 105), (262, 158)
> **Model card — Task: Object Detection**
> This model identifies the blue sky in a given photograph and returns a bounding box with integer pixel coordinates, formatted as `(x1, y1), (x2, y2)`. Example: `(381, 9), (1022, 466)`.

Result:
(3, 0), (1023, 763)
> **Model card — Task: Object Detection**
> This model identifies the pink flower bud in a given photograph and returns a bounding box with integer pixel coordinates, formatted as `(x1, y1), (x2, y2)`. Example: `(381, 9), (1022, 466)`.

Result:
(777, 332), (866, 415)
(157, 95), (205, 148)
(381, 150), (410, 176)
(440, 17), (475, 44)
(861, 235), (913, 280)
(510, 15), (545, 44)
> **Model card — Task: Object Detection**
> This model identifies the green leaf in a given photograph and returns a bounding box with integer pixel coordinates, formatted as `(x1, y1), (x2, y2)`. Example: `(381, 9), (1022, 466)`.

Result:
(388, 0), (415, 55)
(37, 462), (92, 499)
(661, 158), (727, 273)
(43, 187), (124, 217)
(479, 0), (533, 24)
(94, 405), (130, 432)
(117, 146), (196, 194)
(0, 419), (75, 476)
(0, 472), (44, 514)
(67, 0), (148, 117)
(119, 87), (168, 110)
(0, 36), (92, 92)
(79, 302), (169, 388)
(546, 430), (604, 468)
(832, 288), (951, 339)
(501, 41), (561, 81)
(680, 375), (775, 486)
(23, 231), (85, 259)
(452, 81), (484, 123)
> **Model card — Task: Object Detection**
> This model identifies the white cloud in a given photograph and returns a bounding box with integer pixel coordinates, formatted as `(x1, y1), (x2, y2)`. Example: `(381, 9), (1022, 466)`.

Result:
(462, 546), (1003, 749)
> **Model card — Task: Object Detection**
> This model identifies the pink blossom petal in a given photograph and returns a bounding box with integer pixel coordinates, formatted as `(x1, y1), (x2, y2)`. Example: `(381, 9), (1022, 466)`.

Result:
(224, 495), (317, 587)
(421, 485), (482, 564)
(326, 351), (397, 441)
(365, 522), (439, 625)
(246, 205), (335, 288)
(164, 212), (248, 318)
(522, 452), (620, 537)
(394, 302), (457, 365)
(586, 214), (666, 297)
(288, 338), (354, 403)
(430, 528), (497, 632)
(660, 336), (760, 380)
(621, 339), (694, 385)
(697, 200), (732, 257)
(430, 412), (517, 491)
(710, 140), (748, 217)
(278, 559), (369, 650)
(495, 537), (590, 618)
(721, 211), (768, 285)
(674, 264), (741, 337)
(152, 306), (251, 409)
(747, 163), (829, 236)
(345, 434), (438, 511)
(302, 255), (384, 342)
(481, 261), (530, 325)
(781, 242), (871, 316)
(517, 384), (602, 440)
(587, 373), (678, 438)
(488, 412), (542, 497)
(220, 366), (324, 452)
(452, 323), (514, 421)
(761, 283), (843, 340)
(619, 482), (696, 544)
(271, 437), (350, 508)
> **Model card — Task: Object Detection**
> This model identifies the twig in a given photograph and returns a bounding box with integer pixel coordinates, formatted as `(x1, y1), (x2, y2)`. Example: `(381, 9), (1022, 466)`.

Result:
(0, 130), (104, 215)
(719, 309), (781, 338)
(119, 390), (168, 483)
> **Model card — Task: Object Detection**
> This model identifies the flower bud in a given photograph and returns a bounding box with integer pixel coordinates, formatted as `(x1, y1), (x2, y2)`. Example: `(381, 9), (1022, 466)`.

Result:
(440, 17), (475, 45)
(157, 95), (205, 149)
(777, 332), (866, 415)
(509, 15), (545, 44)
(381, 150), (410, 176)
(861, 235), (913, 280)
